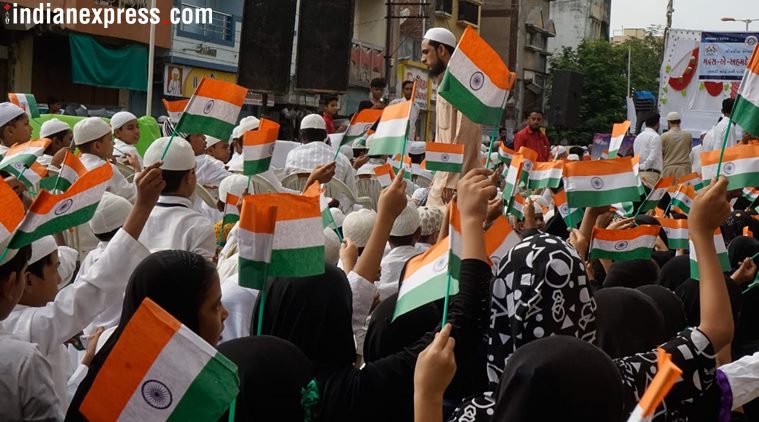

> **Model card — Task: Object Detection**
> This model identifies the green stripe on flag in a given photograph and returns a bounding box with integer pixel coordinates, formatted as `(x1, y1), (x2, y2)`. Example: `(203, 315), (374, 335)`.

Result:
(368, 135), (407, 156)
(732, 95), (759, 138)
(722, 172), (759, 191)
(243, 158), (271, 176)
(222, 213), (239, 227)
(26, 95), (39, 118)
(39, 177), (58, 191)
(690, 253), (731, 280)
(527, 177), (561, 190)
(269, 246), (325, 277)
(566, 186), (641, 208)
(668, 238), (689, 250)
(167, 354), (239, 421)
(439, 73), (503, 125)
(9, 202), (99, 248)
(393, 274), (460, 319)
(177, 114), (235, 142)
(425, 161), (462, 173)
(448, 252), (461, 282)
(238, 257), (269, 290)
(588, 246), (654, 261)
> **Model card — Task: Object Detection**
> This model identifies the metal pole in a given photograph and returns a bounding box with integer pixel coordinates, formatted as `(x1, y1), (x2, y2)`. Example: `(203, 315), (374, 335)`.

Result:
(627, 44), (631, 97)
(145, 0), (157, 116)
(385, 1), (393, 80)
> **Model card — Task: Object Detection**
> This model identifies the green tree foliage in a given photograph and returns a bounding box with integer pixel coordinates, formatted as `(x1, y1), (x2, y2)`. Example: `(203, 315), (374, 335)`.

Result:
(547, 26), (664, 145)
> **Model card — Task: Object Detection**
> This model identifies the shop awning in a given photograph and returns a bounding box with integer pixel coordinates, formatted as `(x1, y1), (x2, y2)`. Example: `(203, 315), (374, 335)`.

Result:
(69, 33), (148, 91)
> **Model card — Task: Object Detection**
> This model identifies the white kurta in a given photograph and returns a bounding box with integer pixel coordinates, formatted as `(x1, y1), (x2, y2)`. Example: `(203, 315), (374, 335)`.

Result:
(138, 195), (216, 260)
(348, 271), (378, 358)
(376, 245), (421, 301)
(80, 242), (122, 337)
(195, 154), (230, 187)
(219, 275), (259, 342)
(112, 138), (143, 166)
(0, 328), (61, 421)
(2, 229), (149, 412)
(79, 153), (135, 202)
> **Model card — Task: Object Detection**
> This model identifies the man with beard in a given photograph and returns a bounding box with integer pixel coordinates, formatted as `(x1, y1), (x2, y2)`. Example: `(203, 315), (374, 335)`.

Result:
(421, 28), (483, 207)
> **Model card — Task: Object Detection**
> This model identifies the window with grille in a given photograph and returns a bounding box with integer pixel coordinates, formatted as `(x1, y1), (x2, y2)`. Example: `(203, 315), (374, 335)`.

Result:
(458, 1), (479, 26)
(178, 3), (234, 43)
(435, 0), (453, 14)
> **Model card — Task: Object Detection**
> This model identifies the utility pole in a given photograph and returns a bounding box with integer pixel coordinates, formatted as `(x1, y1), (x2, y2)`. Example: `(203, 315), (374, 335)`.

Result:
(385, 1), (393, 81)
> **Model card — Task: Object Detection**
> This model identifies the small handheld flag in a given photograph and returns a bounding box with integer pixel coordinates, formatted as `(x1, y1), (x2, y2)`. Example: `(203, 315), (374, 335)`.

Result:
(700, 145), (759, 191)
(368, 100), (413, 156)
(563, 157), (640, 208)
(242, 118), (280, 176)
(0, 177), (25, 246)
(730, 45), (759, 139)
(8, 93), (39, 118)
(626, 349), (682, 422)
(589, 225), (661, 261)
(161, 98), (189, 124)
(424, 142), (465, 173)
(343, 108), (382, 146)
(175, 78), (247, 141)
(608, 121), (631, 159)
(656, 217), (688, 250)
(373, 163), (396, 188)
(689, 228), (730, 280)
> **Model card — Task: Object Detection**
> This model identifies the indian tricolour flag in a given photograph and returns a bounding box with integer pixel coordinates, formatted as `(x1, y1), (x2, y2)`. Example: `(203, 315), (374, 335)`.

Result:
(9, 163), (112, 248)
(638, 176), (673, 213)
(237, 200), (276, 290)
(393, 237), (459, 320)
(553, 189), (583, 228)
(656, 217), (689, 250)
(304, 182), (337, 230)
(373, 163), (395, 188)
(8, 93), (39, 118)
(627, 349), (682, 422)
(0, 139), (50, 187)
(425, 142), (464, 173)
(607, 120), (631, 159)
(527, 160), (563, 189)
(743, 187), (759, 205)
(368, 100), (412, 156)
(343, 108), (382, 146)
(175, 78), (247, 141)
(438, 26), (515, 125)
(730, 44), (759, 138)
(589, 224), (660, 261)
(631, 156), (646, 196)
(506, 193), (526, 220)
(502, 151), (530, 200)
(498, 144), (514, 166)
(611, 202), (636, 218)
(80, 298), (238, 421)
(484, 215), (521, 272)
(54, 152), (87, 192)
(700, 145), (759, 190)
(563, 157), (640, 208)
(448, 201), (463, 280)
(243, 118), (280, 176)
(669, 184), (696, 214)
(0, 177), (24, 245)
(162, 98), (189, 124)
(689, 229), (730, 280)
(679, 172), (704, 191)
(222, 193), (240, 227)
(241, 192), (325, 280)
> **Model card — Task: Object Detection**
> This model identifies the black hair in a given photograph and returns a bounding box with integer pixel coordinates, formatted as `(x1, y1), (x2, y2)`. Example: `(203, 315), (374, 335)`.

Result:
(301, 128), (328, 144)
(162, 169), (191, 194)
(94, 227), (121, 243)
(722, 98), (736, 115)
(428, 40), (455, 56)
(323, 95), (339, 105)
(77, 135), (107, 154)
(528, 110), (544, 117)
(402, 80), (414, 89)
(370, 78), (387, 89)
(47, 97), (60, 104)
(569, 146), (584, 156)
(27, 253), (55, 279)
(0, 245), (32, 281)
(644, 112), (661, 128)
(389, 234), (416, 247)
(0, 113), (27, 137)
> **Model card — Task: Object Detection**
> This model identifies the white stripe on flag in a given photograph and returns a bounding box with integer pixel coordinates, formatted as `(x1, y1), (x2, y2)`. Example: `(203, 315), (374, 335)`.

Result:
(592, 235), (657, 252)
(243, 143), (275, 161)
(237, 229), (274, 262)
(185, 95), (241, 122)
(374, 117), (408, 139)
(273, 217), (324, 250)
(447, 51), (508, 108)
(565, 171), (637, 191)
(426, 151), (464, 165)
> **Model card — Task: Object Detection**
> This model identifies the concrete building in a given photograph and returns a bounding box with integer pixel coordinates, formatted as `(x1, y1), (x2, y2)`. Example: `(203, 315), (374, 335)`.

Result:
(546, 0), (610, 55)
(611, 28), (648, 44)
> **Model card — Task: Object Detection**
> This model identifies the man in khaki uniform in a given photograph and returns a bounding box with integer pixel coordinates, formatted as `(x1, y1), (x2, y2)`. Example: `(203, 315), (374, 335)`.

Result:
(661, 111), (693, 180)
(421, 27), (483, 207)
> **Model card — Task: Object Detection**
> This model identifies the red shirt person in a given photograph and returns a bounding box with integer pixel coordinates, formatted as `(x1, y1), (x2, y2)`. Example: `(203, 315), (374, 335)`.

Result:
(514, 111), (551, 161)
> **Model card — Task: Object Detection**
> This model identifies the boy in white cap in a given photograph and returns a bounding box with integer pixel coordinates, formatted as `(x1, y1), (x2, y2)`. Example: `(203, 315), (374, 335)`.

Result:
(74, 117), (136, 202)
(214, 173), (248, 248)
(376, 202), (422, 300)
(285, 114), (357, 207)
(420, 28), (483, 207)
(0, 243), (61, 419)
(140, 136), (216, 260)
(185, 133), (230, 188)
(110, 111), (143, 167)
(206, 135), (231, 163)
(1, 163), (163, 412)
(227, 115), (260, 171)
(342, 208), (377, 256)
(38, 118), (72, 167)
(0, 102), (32, 154)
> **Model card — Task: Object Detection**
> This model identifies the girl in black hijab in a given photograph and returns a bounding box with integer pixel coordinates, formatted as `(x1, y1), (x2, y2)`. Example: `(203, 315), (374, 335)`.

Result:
(594, 287), (667, 358)
(217, 336), (316, 422)
(66, 251), (228, 420)
(637, 284), (688, 339)
(603, 259), (660, 288)
(657, 254), (692, 291)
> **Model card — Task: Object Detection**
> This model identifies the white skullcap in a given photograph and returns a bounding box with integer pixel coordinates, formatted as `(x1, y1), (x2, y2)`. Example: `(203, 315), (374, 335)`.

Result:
(218, 174), (248, 203)
(412, 187), (428, 205)
(110, 111), (138, 131)
(339, 144), (354, 160)
(39, 118), (71, 139)
(391, 202), (421, 237)
(89, 192), (132, 235)
(343, 208), (377, 248)
(567, 154), (580, 161)
(73, 117), (111, 146)
(144, 136), (196, 171)
(205, 135), (224, 149)
(301, 114), (326, 130)
(232, 116), (260, 139)
(56, 246), (78, 290)
(418, 205), (442, 237)
(28, 236), (57, 266)
(0, 102), (25, 127)
(409, 141), (426, 155)
(330, 208), (345, 228)
(323, 228), (340, 266)
(424, 27), (456, 48)
(554, 145), (567, 156)
(667, 111), (681, 121)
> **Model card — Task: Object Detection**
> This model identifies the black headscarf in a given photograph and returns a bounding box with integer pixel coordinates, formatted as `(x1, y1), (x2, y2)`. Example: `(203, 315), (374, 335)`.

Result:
(487, 232), (596, 390)
(721, 210), (756, 245)
(492, 336), (624, 422)
(363, 292), (440, 363)
(67, 251), (217, 421)
(727, 235), (759, 270)
(603, 259), (659, 289)
(251, 264), (356, 376)
(676, 276), (742, 327)
(594, 287), (668, 358)
(656, 254), (691, 291)
(217, 336), (315, 422)
(637, 284), (687, 339)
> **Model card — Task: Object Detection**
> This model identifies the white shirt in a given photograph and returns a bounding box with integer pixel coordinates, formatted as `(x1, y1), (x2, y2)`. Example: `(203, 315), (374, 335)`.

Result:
(0, 328), (61, 421)
(81, 242), (122, 337)
(633, 127), (663, 172)
(702, 117), (744, 152)
(2, 229), (148, 411)
(690, 144), (703, 175)
(37, 153), (53, 167)
(80, 153), (135, 202)
(219, 275), (259, 343)
(139, 195), (216, 260)
(377, 245), (422, 301)
(348, 271), (378, 357)
(112, 138), (143, 166)
(285, 142), (357, 194)
(195, 154), (230, 187)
